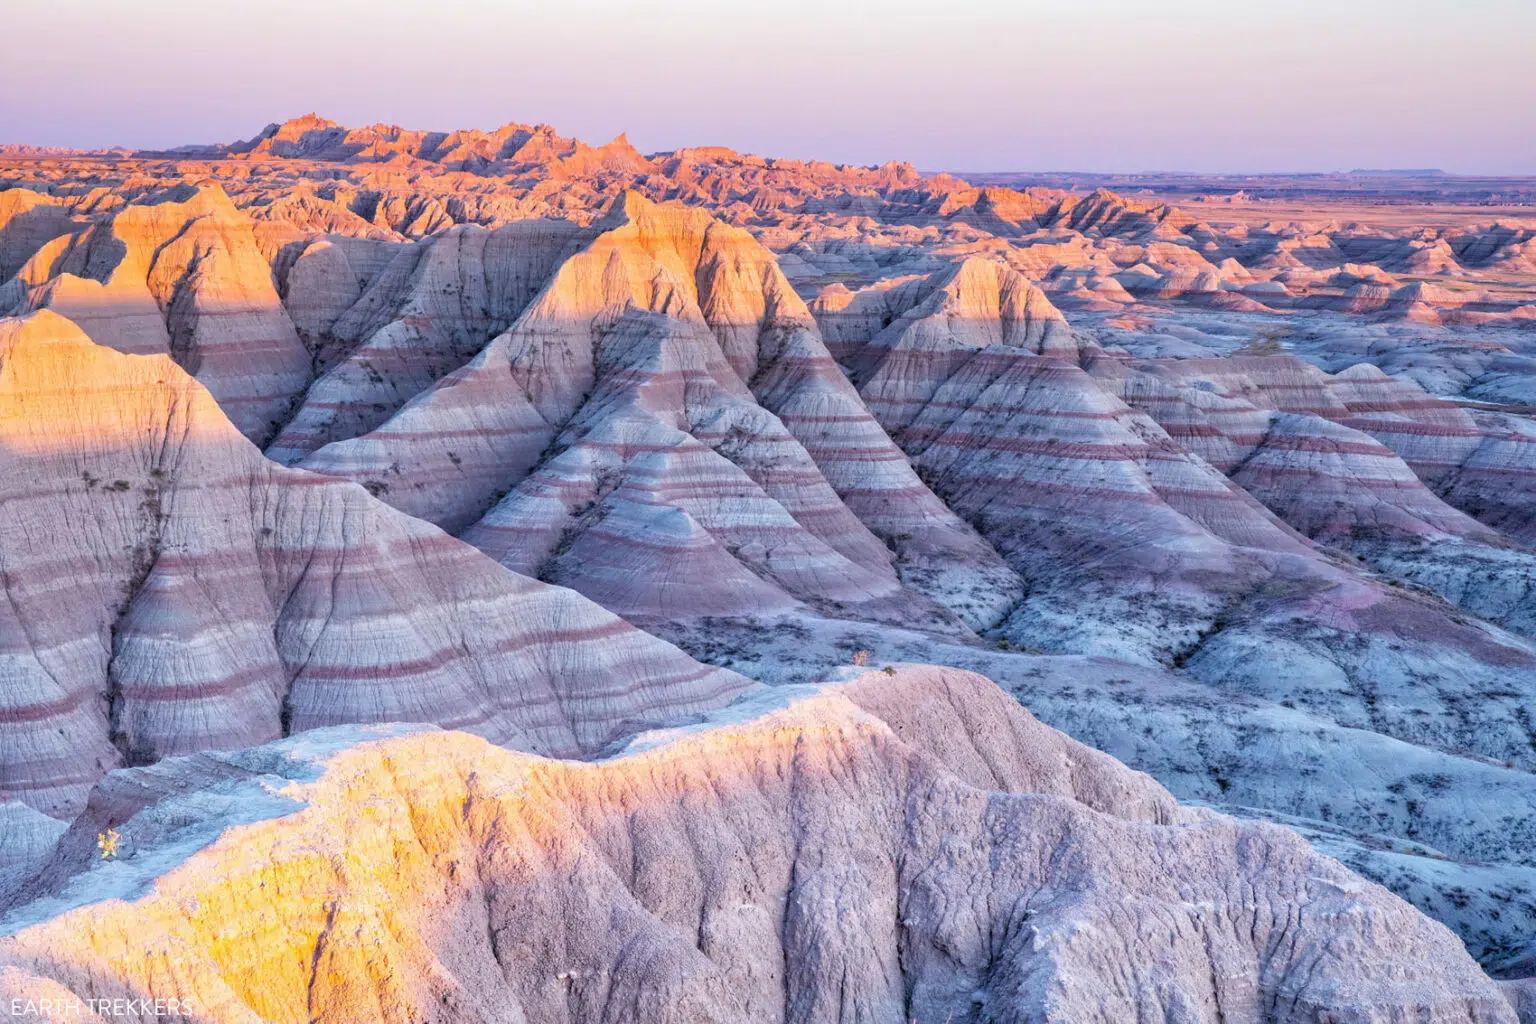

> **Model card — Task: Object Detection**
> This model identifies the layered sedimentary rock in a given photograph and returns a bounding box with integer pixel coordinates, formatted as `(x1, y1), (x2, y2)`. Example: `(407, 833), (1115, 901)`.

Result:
(266, 217), (584, 462)
(1097, 355), (1496, 545)
(819, 256), (1082, 388)
(0, 186), (312, 442)
(7, 115), (1531, 338)
(1090, 353), (1536, 638)
(1325, 364), (1536, 546)
(649, 611), (1536, 977)
(814, 263), (1536, 796)
(1, 668), (1518, 1023)
(197, 112), (652, 180)
(311, 192), (1020, 629)
(6, 118), (1536, 997)
(0, 189), (78, 282)
(0, 311), (747, 825)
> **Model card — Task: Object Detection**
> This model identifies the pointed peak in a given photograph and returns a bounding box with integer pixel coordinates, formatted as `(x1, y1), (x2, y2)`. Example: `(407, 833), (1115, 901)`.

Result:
(947, 254), (1020, 287)
(603, 188), (658, 223)
(594, 189), (706, 234)
(1335, 362), (1392, 381)
(953, 254), (1009, 272)
(130, 179), (236, 215)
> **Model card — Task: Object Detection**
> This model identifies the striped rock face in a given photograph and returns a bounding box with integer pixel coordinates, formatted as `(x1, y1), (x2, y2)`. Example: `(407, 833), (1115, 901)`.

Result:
(0, 669), (1517, 1024)
(305, 192), (1019, 630)
(1099, 356), (1498, 543)
(1092, 355), (1536, 548)
(0, 311), (749, 827)
(817, 264), (1536, 784)
(4, 128), (1536, 1006)
(1327, 365), (1536, 548)
(266, 218), (587, 464)
(3, 186), (313, 444)
(1096, 355), (1536, 640)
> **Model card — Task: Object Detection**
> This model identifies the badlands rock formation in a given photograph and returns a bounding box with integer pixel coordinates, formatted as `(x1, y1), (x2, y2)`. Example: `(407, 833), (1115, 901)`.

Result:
(267, 217), (585, 463)
(1071, 352), (1536, 638)
(0, 186), (313, 442)
(1, 669), (1519, 1023)
(308, 191), (1018, 629)
(3, 118), (1536, 1008)
(0, 311), (746, 825)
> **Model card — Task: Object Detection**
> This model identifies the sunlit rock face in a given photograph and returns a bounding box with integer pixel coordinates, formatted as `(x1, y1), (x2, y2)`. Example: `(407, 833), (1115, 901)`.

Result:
(1, 668), (1518, 1023)
(0, 190), (80, 283)
(2, 186), (313, 443)
(0, 311), (748, 823)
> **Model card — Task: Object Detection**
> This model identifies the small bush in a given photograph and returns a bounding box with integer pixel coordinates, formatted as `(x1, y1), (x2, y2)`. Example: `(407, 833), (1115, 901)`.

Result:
(851, 649), (871, 667)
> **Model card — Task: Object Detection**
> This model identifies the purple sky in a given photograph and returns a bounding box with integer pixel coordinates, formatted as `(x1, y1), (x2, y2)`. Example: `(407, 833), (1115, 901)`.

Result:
(5, 0), (1534, 173)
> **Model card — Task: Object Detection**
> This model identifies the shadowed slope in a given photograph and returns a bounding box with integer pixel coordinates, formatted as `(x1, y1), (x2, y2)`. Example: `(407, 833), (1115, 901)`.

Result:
(0, 311), (748, 824)
(1093, 354), (1536, 640)
(266, 218), (586, 463)
(817, 262), (1536, 780)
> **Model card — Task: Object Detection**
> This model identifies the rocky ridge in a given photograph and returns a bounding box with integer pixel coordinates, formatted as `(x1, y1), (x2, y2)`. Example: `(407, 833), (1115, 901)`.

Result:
(1, 668), (1521, 1023)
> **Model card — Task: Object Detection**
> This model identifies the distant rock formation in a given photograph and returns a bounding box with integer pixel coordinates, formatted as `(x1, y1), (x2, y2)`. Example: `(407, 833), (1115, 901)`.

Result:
(2, 186), (312, 442)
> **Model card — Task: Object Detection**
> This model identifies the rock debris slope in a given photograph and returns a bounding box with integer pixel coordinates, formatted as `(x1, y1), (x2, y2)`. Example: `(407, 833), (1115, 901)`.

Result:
(0, 310), (747, 827)
(0, 668), (1519, 1023)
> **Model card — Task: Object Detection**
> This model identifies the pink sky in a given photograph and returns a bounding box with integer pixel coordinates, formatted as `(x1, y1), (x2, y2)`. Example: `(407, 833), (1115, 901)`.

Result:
(4, 0), (1533, 173)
